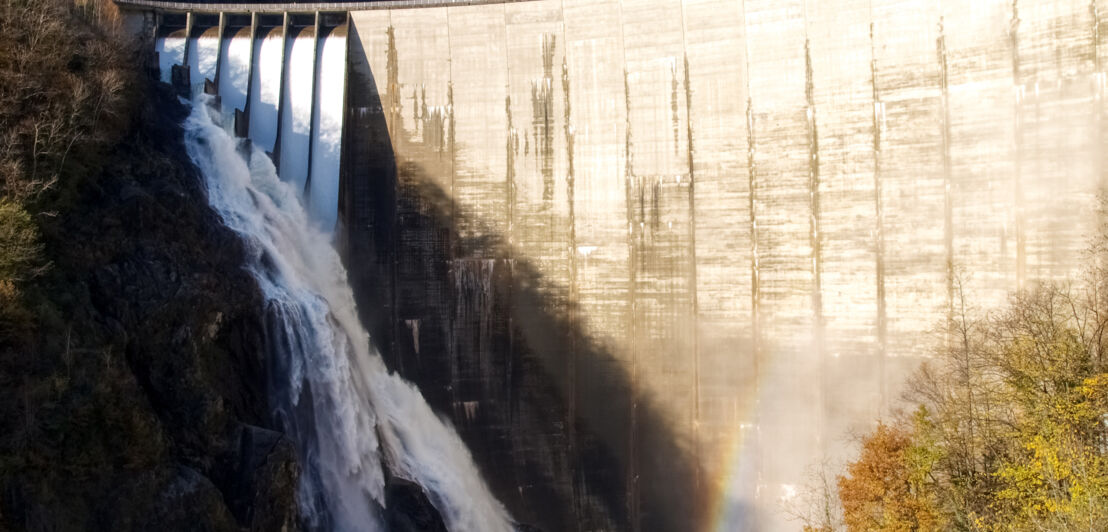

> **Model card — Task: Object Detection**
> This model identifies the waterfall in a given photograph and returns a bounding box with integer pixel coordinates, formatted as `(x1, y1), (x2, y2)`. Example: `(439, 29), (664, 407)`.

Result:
(181, 97), (513, 532)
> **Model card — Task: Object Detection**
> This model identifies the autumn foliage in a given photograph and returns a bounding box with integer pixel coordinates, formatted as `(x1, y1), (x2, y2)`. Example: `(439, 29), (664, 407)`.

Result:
(810, 258), (1108, 531)
(837, 420), (943, 531)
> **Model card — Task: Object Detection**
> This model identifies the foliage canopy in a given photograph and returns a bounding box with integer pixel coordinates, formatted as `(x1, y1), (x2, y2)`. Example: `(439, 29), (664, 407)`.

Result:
(800, 250), (1108, 532)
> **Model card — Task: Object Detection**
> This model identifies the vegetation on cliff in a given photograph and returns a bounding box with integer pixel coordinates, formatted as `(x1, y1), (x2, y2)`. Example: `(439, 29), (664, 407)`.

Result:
(0, 0), (131, 341)
(801, 262), (1108, 531)
(0, 2), (300, 530)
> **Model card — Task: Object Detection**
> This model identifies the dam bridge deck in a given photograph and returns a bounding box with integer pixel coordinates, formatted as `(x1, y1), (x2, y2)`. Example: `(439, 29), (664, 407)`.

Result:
(115, 0), (533, 13)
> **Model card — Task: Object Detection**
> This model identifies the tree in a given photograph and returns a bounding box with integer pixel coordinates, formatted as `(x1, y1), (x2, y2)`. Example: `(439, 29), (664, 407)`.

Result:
(837, 417), (943, 532)
(828, 276), (1108, 531)
(990, 374), (1108, 530)
(0, 0), (133, 203)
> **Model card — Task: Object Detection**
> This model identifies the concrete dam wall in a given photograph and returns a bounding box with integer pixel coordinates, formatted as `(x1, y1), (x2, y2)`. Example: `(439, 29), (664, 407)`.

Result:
(125, 0), (1108, 529)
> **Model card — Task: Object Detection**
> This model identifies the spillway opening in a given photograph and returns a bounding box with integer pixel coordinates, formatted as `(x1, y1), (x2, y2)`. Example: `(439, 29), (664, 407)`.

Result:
(187, 14), (219, 97)
(155, 10), (348, 234)
(153, 14), (185, 87)
(217, 15), (251, 132)
(249, 15), (285, 155)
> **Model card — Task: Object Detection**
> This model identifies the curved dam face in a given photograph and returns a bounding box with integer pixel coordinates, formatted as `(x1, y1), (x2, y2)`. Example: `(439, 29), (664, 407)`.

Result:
(124, 0), (1108, 529)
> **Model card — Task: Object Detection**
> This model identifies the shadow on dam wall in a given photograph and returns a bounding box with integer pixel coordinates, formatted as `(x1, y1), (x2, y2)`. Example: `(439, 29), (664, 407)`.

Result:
(338, 24), (715, 532)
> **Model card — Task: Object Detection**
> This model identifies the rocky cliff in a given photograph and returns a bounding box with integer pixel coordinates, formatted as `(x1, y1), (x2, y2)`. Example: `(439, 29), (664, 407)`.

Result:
(0, 77), (303, 531)
(0, 4), (462, 529)
(0, 3), (303, 527)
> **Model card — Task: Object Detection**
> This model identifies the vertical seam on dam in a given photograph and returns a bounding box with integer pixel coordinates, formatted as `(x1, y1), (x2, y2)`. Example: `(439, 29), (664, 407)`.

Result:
(385, 20), (396, 140)
(868, 19), (888, 411)
(338, 15), (351, 237)
(444, 3), (459, 417)
(671, 62), (680, 159)
(677, 0), (701, 493)
(304, 12), (322, 196)
(1010, 0), (1025, 291)
(622, 69), (639, 531)
(384, 12), (403, 384)
(446, 9), (456, 239)
(938, 17), (954, 326)
(503, 3), (515, 252)
(803, 29), (826, 449)
(539, 34), (556, 209)
(1095, 1), (1106, 197)
(242, 12), (258, 133)
(184, 11), (193, 75)
(615, 0), (639, 526)
(501, 1), (517, 429)
(215, 12), (225, 87)
(740, 0), (761, 500)
(445, 5), (456, 229)
(272, 12), (289, 169)
(556, 0), (581, 520)
(741, 0), (758, 418)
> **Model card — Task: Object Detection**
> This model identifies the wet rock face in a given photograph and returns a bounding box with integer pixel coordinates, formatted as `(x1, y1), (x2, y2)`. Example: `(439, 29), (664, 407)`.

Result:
(216, 424), (301, 531)
(384, 477), (448, 532)
(0, 81), (300, 531)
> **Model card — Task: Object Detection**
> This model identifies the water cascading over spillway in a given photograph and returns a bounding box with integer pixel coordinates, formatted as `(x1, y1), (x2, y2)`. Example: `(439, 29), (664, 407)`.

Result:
(154, 30), (184, 85)
(306, 25), (346, 230)
(217, 27), (251, 129)
(278, 25), (315, 197)
(188, 27), (219, 95)
(249, 25), (283, 154)
(180, 93), (513, 532)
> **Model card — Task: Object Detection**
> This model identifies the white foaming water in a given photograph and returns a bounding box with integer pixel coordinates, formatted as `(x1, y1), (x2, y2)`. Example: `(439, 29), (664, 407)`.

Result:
(188, 29), (220, 95)
(249, 26), (283, 153)
(155, 32), (185, 84)
(218, 27), (251, 128)
(279, 26), (315, 193)
(182, 97), (513, 532)
(307, 27), (346, 230)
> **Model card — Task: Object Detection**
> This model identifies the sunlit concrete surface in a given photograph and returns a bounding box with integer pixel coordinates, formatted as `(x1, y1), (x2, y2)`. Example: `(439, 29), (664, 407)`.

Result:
(345, 1), (1106, 529)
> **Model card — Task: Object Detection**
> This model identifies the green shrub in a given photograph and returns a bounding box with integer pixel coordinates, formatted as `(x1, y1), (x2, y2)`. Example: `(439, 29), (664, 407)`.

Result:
(0, 200), (43, 345)
(0, 200), (45, 282)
